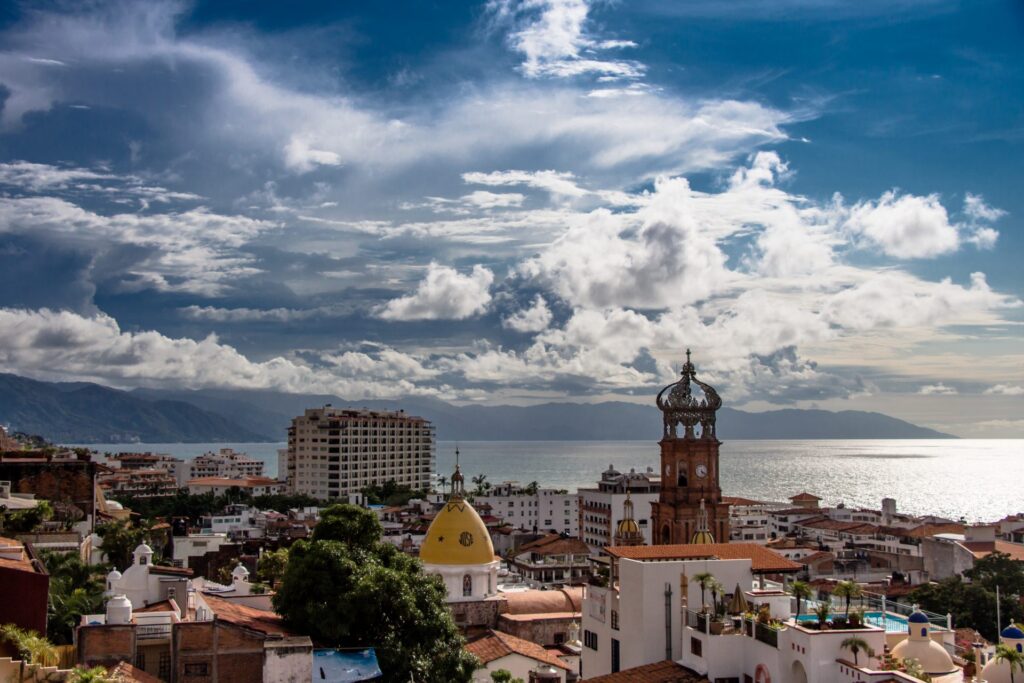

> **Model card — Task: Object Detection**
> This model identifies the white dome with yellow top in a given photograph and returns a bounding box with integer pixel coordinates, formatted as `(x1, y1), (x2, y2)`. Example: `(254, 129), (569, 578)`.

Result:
(421, 454), (499, 602)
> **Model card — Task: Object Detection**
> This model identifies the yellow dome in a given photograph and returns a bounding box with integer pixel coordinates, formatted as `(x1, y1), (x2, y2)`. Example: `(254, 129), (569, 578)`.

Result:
(617, 518), (641, 535)
(691, 530), (716, 544)
(420, 497), (495, 566)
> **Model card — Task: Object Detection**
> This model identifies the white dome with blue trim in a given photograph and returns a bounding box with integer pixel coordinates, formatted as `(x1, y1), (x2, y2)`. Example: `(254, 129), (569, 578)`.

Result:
(908, 610), (930, 624)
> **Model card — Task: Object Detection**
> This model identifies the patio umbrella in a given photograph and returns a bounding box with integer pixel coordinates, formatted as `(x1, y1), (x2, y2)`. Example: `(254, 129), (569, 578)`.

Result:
(728, 583), (749, 614)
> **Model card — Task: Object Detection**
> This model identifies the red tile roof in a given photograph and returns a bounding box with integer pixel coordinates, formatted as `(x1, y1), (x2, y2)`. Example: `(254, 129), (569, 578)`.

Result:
(108, 662), (163, 683)
(962, 540), (1024, 562)
(200, 594), (297, 637)
(517, 533), (590, 556)
(586, 660), (709, 682)
(790, 492), (822, 502)
(465, 630), (571, 671)
(604, 543), (802, 573)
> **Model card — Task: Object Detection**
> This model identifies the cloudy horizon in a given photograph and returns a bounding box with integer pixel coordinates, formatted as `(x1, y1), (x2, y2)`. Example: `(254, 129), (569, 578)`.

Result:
(0, 0), (1021, 436)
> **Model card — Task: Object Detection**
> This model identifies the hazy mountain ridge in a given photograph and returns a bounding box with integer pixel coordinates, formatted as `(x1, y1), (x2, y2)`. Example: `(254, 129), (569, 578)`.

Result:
(0, 373), (953, 443)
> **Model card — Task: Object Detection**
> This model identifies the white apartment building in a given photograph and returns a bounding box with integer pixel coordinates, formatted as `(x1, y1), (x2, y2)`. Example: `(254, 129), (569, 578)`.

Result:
(189, 448), (265, 480)
(581, 544), (960, 683)
(474, 482), (579, 536)
(578, 465), (660, 551)
(286, 406), (435, 499)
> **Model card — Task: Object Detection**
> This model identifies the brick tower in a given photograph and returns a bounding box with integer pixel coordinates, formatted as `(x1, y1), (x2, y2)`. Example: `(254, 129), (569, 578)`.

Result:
(650, 350), (730, 545)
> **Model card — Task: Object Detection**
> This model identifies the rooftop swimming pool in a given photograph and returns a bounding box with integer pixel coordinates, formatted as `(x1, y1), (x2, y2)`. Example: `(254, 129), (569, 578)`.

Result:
(795, 611), (910, 633)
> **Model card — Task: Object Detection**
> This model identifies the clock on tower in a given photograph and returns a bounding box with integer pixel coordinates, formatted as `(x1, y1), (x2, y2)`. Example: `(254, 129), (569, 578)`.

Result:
(650, 350), (731, 545)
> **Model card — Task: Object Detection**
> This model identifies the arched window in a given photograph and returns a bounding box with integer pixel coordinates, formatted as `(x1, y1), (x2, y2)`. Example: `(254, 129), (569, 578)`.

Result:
(462, 574), (473, 597)
(921, 628), (927, 637)
(661, 525), (671, 544)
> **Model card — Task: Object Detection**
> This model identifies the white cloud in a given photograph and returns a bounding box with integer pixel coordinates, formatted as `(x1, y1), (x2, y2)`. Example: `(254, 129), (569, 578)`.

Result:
(463, 169), (589, 198)
(179, 305), (318, 323)
(503, 295), (553, 332)
(918, 383), (958, 395)
(0, 195), (273, 294)
(844, 191), (959, 259)
(490, 0), (643, 79)
(984, 384), (1024, 396)
(0, 161), (116, 190)
(322, 347), (440, 381)
(375, 263), (495, 320)
(461, 190), (527, 208)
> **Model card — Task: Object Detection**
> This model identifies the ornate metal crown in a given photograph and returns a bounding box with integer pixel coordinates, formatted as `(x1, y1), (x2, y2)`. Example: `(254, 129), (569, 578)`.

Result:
(656, 349), (721, 439)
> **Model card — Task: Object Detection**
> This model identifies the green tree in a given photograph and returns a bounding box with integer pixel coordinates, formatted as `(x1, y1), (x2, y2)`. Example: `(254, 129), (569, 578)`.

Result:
(2, 500), (54, 533)
(437, 475), (448, 496)
(814, 600), (831, 628)
(95, 519), (156, 571)
(840, 636), (874, 666)
(834, 580), (863, 616)
(691, 572), (715, 613)
(471, 474), (488, 496)
(491, 669), (524, 683)
(256, 547), (289, 589)
(0, 623), (58, 678)
(42, 551), (106, 644)
(312, 504), (383, 548)
(995, 642), (1024, 683)
(791, 580), (813, 618)
(524, 481), (539, 495)
(275, 529), (477, 681)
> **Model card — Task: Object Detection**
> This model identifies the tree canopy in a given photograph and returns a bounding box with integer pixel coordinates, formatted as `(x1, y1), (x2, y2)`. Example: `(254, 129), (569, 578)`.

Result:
(274, 505), (477, 682)
(911, 552), (1024, 641)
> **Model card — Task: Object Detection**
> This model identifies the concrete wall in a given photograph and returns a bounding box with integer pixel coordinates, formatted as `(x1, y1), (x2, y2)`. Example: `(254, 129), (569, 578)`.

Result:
(263, 638), (314, 683)
(471, 653), (567, 683)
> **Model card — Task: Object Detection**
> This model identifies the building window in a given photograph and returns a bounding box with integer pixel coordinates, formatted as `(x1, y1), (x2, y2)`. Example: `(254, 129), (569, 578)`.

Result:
(462, 574), (472, 597)
(690, 636), (702, 657)
(158, 653), (171, 680)
(610, 610), (619, 630)
(611, 638), (620, 673)
(584, 630), (598, 650)
(184, 663), (210, 676)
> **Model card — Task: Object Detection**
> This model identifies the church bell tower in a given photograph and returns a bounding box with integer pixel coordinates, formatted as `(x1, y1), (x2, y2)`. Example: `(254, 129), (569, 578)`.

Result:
(650, 350), (730, 545)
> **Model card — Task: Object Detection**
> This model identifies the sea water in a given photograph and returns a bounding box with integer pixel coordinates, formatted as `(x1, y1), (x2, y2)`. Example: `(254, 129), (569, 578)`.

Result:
(78, 439), (1024, 522)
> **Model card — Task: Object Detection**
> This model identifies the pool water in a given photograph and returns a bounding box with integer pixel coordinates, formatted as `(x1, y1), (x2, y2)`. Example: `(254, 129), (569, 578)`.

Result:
(795, 611), (909, 633)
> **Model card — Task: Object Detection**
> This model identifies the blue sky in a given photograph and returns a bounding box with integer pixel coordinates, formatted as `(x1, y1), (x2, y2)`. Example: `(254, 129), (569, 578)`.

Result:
(0, 0), (1021, 435)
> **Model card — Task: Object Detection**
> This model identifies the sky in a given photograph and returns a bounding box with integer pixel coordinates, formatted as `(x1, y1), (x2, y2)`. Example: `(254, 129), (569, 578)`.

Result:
(0, 0), (1022, 436)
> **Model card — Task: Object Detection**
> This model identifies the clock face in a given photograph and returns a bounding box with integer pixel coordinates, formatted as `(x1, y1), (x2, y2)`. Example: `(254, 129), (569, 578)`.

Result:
(695, 464), (708, 479)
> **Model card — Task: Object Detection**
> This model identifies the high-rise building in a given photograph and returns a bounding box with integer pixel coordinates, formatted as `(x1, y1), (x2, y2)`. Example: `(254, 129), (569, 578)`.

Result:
(189, 448), (264, 480)
(285, 406), (435, 499)
(650, 350), (730, 545)
(578, 465), (660, 550)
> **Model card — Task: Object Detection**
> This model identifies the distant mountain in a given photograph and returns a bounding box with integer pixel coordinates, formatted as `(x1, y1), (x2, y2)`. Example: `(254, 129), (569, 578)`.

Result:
(0, 374), (266, 443)
(130, 386), (955, 441)
(0, 373), (954, 444)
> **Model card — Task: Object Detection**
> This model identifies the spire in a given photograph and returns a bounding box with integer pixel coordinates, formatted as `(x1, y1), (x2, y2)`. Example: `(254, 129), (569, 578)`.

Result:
(450, 446), (465, 498)
(691, 498), (716, 544)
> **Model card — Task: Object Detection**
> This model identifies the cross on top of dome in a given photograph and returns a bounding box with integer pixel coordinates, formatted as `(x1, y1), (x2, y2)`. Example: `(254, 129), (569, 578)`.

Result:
(656, 349), (721, 440)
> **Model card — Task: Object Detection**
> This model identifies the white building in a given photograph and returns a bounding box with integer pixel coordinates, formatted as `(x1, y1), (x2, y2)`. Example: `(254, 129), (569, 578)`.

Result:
(581, 542), (960, 683)
(172, 532), (231, 568)
(466, 630), (572, 682)
(285, 406), (435, 499)
(186, 476), (281, 496)
(475, 482), (579, 536)
(578, 465), (660, 551)
(189, 448), (265, 480)
(104, 543), (193, 608)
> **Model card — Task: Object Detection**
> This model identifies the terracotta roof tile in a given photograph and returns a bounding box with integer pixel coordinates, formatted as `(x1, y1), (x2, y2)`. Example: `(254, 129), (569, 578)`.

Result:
(498, 611), (579, 622)
(586, 660), (709, 682)
(962, 540), (1024, 561)
(150, 565), (193, 577)
(790, 492), (822, 502)
(108, 662), (163, 683)
(465, 630), (571, 671)
(604, 543), (802, 573)
(517, 533), (589, 556)
(201, 594), (296, 637)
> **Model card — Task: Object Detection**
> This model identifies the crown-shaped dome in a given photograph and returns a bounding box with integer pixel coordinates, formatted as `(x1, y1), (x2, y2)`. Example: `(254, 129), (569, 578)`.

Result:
(656, 350), (721, 439)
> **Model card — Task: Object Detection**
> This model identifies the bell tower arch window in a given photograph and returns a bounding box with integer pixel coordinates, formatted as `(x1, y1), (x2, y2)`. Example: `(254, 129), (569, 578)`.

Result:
(462, 574), (473, 597)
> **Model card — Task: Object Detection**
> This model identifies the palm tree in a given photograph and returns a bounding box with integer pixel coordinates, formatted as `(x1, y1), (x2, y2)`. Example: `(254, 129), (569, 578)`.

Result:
(995, 643), (1024, 683)
(790, 580), (813, 618)
(437, 475), (448, 495)
(814, 600), (831, 628)
(471, 474), (488, 496)
(841, 636), (874, 666)
(0, 623), (58, 681)
(692, 572), (715, 613)
(524, 481), (539, 495)
(708, 579), (725, 616)
(834, 580), (863, 616)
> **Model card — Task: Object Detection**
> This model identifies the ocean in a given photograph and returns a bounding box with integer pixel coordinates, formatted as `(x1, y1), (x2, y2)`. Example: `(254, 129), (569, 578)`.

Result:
(79, 439), (1024, 523)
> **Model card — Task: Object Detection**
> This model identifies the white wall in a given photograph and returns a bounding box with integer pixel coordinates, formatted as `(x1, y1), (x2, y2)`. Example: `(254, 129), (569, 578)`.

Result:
(472, 653), (567, 683)
(263, 639), (313, 683)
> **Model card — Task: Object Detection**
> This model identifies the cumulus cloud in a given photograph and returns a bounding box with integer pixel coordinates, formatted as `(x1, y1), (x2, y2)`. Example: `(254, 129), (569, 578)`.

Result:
(503, 295), (553, 332)
(374, 263), (495, 320)
(843, 190), (1003, 259)
(984, 384), (1024, 396)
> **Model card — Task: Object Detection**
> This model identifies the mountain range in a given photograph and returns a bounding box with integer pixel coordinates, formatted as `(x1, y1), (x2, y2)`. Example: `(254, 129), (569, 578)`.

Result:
(0, 373), (954, 443)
